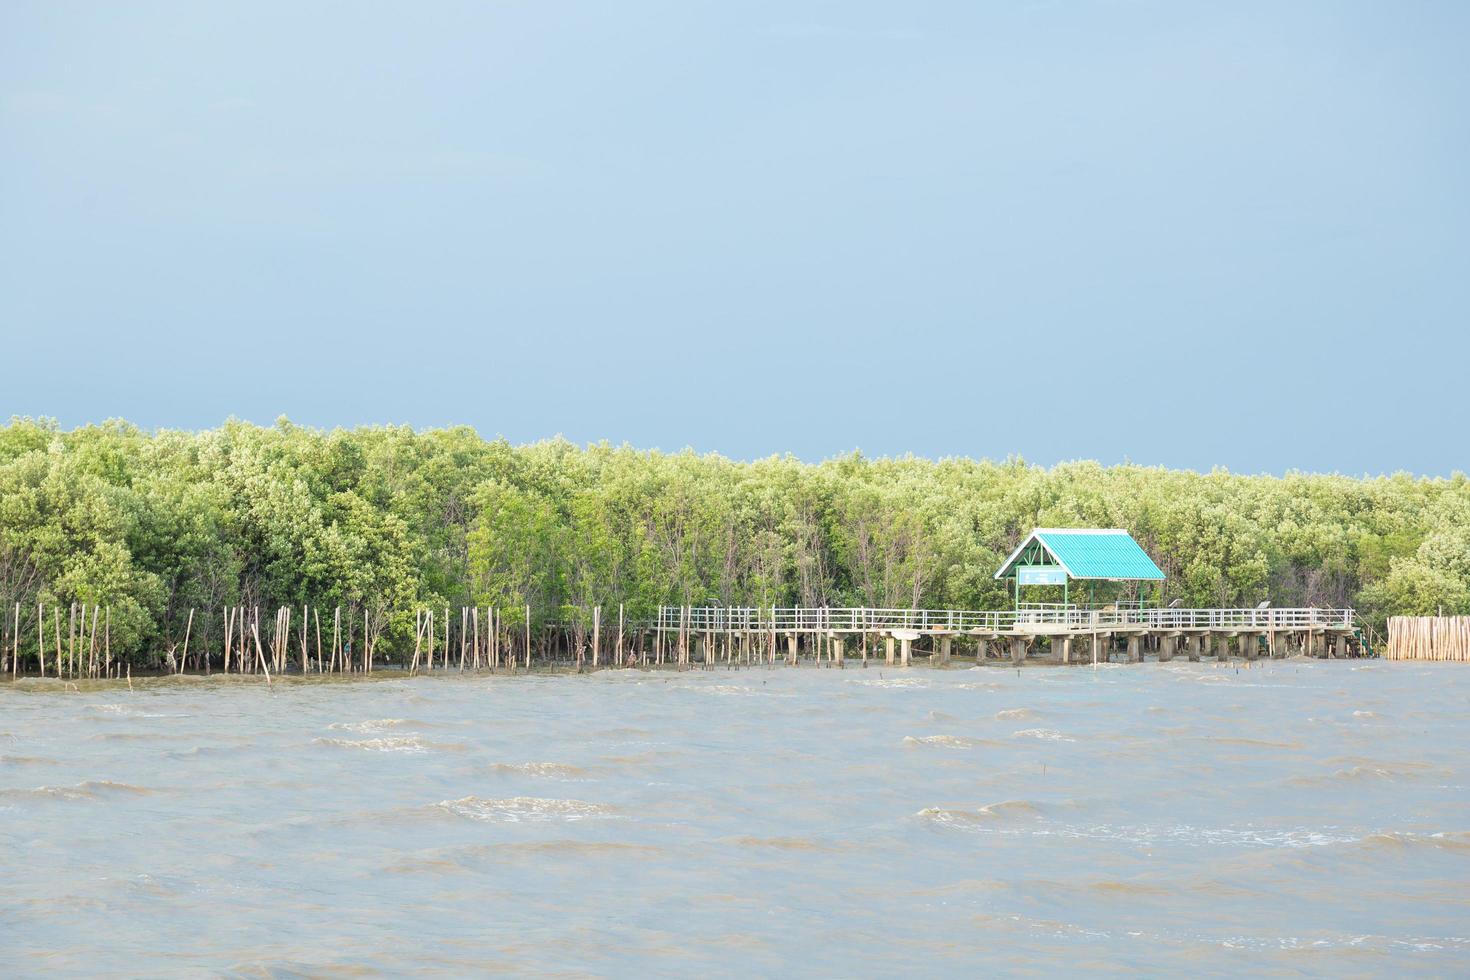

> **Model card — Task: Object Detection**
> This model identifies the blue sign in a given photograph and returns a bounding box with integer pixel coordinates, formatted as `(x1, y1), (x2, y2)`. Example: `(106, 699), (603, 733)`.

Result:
(1017, 566), (1067, 586)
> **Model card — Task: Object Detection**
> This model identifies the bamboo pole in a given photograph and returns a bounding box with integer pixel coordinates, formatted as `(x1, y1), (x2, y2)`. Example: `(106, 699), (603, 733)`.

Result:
(251, 613), (271, 686)
(87, 605), (99, 678)
(181, 608), (194, 674)
(223, 606), (233, 673)
(411, 609), (424, 674)
(524, 604), (531, 669)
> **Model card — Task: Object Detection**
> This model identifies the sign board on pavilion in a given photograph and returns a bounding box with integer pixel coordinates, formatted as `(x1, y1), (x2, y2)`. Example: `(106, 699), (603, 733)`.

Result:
(1017, 565), (1068, 586)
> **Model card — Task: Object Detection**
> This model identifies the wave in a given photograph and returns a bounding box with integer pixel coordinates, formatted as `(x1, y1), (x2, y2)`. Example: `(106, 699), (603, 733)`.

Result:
(850, 678), (929, 689)
(723, 836), (843, 852)
(83, 703), (174, 719)
(327, 718), (421, 734)
(0, 779), (156, 801)
(435, 796), (616, 823)
(693, 684), (792, 697)
(489, 762), (589, 779)
(500, 840), (657, 856)
(313, 736), (463, 754)
(1084, 880), (1172, 896)
(89, 731), (175, 742)
(995, 708), (1037, 720)
(903, 735), (981, 749)
(1354, 831), (1470, 853)
(1287, 758), (1446, 785)
(1209, 736), (1301, 748)
(1012, 728), (1076, 742)
(918, 800), (1043, 827)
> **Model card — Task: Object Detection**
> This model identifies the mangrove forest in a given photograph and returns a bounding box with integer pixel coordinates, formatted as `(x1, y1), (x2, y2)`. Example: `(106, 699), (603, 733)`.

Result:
(0, 417), (1465, 671)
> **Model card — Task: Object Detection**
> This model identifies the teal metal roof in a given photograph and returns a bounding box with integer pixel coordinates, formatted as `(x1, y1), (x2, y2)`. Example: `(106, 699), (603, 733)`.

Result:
(995, 528), (1165, 581)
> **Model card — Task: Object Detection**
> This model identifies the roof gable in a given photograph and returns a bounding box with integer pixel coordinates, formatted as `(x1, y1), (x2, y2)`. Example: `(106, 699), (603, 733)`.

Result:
(995, 528), (1165, 581)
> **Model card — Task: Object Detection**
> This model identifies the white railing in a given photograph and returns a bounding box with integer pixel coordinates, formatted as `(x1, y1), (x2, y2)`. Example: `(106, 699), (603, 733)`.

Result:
(654, 606), (1355, 632)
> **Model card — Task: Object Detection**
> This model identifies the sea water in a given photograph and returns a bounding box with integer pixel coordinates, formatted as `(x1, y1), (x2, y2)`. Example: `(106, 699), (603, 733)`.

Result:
(1, 661), (1467, 976)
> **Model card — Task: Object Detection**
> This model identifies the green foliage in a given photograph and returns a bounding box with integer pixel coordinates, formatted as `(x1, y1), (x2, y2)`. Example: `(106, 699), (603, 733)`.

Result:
(0, 417), (1463, 660)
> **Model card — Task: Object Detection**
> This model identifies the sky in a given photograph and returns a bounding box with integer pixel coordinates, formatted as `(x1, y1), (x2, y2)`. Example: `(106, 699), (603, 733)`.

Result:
(2, 1), (1466, 475)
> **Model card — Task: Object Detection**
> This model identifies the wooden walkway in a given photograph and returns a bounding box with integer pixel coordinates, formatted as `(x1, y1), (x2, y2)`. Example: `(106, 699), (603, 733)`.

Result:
(652, 606), (1361, 665)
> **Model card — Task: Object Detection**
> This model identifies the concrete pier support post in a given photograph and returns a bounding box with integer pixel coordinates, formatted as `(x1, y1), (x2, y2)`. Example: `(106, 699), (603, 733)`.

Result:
(1010, 637), (1026, 665)
(975, 637), (989, 662)
(786, 634), (798, 666)
(899, 637), (912, 666)
(1215, 634), (1231, 662)
(938, 635), (952, 666)
(885, 636), (895, 665)
(1159, 634), (1176, 663)
(833, 637), (844, 666)
(1242, 633), (1258, 662)
(1061, 635), (1072, 665)
(1127, 633), (1142, 664)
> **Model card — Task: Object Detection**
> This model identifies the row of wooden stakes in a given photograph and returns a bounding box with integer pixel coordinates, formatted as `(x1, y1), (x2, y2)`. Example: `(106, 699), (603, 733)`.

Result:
(1385, 616), (1470, 661)
(6, 602), (113, 680)
(1, 602), (739, 678)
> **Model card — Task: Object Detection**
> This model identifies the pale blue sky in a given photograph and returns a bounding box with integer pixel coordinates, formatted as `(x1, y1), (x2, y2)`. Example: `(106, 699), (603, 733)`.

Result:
(2, 1), (1466, 474)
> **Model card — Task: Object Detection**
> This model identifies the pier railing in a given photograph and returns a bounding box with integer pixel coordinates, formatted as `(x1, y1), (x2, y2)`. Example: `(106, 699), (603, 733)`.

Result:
(655, 606), (1355, 633)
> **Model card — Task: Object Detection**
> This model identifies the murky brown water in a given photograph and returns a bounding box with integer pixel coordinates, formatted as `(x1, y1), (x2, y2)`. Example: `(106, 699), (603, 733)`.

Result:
(2, 661), (1467, 976)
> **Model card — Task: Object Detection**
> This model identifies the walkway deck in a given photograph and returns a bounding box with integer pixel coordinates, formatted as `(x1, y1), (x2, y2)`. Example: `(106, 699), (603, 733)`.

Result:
(655, 606), (1355, 634)
(651, 605), (1361, 664)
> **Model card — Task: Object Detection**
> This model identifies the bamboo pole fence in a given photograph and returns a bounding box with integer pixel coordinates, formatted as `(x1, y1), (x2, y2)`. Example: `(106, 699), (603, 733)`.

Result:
(1386, 616), (1470, 661)
(1, 600), (1436, 678)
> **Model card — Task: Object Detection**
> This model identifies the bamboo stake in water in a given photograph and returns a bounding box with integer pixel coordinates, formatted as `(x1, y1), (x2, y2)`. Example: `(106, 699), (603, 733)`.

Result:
(180, 608), (193, 674)
(411, 609), (423, 674)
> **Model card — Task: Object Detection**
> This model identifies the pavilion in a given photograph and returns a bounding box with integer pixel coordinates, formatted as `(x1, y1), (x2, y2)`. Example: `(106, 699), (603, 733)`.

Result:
(994, 528), (1165, 609)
